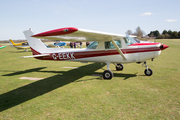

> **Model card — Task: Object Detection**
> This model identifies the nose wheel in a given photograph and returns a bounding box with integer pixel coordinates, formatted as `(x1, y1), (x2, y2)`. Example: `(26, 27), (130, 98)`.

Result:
(143, 62), (153, 76)
(144, 68), (153, 76)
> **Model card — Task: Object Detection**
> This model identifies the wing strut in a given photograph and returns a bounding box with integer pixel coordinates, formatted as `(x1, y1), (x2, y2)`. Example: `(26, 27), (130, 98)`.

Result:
(111, 39), (127, 60)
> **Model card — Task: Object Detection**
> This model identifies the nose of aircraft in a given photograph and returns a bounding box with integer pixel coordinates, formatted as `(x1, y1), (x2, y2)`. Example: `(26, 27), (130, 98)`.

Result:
(160, 44), (169, 50)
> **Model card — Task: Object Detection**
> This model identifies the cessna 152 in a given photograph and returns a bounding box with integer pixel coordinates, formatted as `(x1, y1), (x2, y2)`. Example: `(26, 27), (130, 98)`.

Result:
(22, 27), (169, 79)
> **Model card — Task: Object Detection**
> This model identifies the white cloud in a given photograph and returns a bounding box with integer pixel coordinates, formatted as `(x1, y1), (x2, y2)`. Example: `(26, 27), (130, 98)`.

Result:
(141, 12), (153, 16)
(166, 19), (178, 22)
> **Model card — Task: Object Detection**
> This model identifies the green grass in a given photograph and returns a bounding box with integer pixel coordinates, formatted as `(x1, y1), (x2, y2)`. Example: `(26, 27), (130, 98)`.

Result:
(0, 39), (180, 119)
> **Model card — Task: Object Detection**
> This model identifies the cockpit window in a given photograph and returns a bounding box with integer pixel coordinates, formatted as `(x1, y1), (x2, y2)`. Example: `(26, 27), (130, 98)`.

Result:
(87, 41), (98, 49)
(105, 40), (121, 49)
(124, 36), (137, 45)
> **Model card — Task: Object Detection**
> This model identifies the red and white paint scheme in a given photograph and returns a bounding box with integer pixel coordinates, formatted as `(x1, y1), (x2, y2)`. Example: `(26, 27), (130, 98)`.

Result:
(22, 27), (169, 79)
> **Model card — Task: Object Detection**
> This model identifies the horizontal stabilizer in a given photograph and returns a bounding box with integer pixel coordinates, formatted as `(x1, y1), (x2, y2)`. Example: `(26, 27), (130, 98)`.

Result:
(19, 54), (50, 58)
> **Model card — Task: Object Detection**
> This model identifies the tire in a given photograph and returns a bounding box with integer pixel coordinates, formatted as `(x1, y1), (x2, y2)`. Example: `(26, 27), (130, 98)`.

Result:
(116, 64), (124, 71)
(144, 68), (153, 76)
(103, 70), (113, 80)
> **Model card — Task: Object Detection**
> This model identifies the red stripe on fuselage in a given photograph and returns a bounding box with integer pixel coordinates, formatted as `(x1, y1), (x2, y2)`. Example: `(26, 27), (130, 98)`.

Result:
(129, 43), (160, 46)
(39, 47), (161, 61)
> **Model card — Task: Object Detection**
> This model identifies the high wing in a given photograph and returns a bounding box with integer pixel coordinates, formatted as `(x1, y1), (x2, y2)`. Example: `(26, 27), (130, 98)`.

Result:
(32, 27), (128, 60)
(32, 27), (128, 42)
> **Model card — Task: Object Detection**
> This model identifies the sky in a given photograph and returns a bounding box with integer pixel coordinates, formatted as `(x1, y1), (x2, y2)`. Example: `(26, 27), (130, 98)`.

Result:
(0, 0), (179, 40)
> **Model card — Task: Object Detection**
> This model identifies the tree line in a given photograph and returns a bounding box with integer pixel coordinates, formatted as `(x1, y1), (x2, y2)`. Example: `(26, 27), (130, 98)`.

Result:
(126, 26), (146, 38)
(148, 30), (180, 39)
(126, 26), (180, 39)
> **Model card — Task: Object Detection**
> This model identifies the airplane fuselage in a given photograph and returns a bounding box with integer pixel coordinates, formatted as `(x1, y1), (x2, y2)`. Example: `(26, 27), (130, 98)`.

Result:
(33, 42), (163, 64)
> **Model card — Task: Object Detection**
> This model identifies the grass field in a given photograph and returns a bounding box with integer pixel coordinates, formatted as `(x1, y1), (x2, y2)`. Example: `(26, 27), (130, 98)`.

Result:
(0, 39), (180, 119)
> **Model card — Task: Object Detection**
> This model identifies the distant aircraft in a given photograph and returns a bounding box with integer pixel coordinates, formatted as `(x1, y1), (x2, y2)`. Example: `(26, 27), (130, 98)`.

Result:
(48, 41), (66, 48)
(0, 45), (6, 49)
(9, 39), (30, 51)
(21, 27), (169, 79)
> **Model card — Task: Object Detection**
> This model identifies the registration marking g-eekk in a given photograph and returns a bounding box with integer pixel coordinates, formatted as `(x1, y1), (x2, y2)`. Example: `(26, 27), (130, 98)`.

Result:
(52, 52), (75, 60)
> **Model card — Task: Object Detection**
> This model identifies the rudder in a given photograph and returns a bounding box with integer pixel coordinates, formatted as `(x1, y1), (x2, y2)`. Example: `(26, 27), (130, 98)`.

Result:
(9, 39), (15, 45)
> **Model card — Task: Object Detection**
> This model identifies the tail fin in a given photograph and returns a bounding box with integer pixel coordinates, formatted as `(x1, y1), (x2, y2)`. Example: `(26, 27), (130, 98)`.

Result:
(9, 39), (16, 45)
(23, 29), (47, 55)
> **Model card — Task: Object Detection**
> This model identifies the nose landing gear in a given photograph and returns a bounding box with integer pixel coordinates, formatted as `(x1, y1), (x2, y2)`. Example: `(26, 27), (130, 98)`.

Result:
(143, 61), (153, 76)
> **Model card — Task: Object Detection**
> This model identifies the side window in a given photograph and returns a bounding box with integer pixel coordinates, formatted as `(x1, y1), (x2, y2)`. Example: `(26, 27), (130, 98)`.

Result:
(105, 40), (121, 49)
(87, 41), (99, 49)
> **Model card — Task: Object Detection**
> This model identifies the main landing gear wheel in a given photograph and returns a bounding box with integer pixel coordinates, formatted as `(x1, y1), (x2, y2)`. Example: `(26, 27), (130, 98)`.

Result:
(116, 64), (124, 71)
(144, 68), (153, 76)
(103, 70), (114, 80)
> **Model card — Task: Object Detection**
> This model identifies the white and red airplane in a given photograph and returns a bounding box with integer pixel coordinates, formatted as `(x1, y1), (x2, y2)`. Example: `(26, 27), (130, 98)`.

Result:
(22, 27), (169, 79)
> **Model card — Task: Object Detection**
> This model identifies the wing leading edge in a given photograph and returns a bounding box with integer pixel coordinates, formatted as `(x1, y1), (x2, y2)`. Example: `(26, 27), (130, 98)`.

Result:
(32, 27), (126, 42)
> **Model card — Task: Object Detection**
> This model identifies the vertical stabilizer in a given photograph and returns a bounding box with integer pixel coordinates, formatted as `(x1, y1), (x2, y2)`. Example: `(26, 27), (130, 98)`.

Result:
(9, 39), (15, 45)
(23, 29), (47, 54)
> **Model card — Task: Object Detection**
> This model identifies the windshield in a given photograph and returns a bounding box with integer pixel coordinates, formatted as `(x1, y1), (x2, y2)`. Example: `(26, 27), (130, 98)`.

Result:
(124, 36), (137, 45)
(133, 38), (141, 43)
